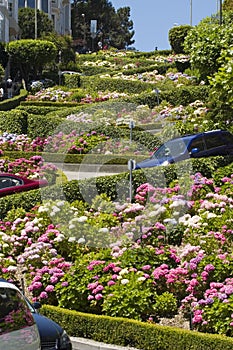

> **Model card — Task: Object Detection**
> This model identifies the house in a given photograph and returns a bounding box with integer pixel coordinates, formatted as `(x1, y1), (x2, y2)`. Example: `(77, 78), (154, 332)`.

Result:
(0, 0), (71, 43)
(19, 0), (71, 37)
(0, 0), (19, 42)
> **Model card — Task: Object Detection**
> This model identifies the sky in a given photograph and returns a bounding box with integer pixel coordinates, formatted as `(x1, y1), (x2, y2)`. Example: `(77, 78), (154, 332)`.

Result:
(110, 0), (219, 52)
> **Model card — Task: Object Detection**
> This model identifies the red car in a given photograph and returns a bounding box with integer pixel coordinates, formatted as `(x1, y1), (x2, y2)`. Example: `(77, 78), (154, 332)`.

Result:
(0, 173), (48, 197)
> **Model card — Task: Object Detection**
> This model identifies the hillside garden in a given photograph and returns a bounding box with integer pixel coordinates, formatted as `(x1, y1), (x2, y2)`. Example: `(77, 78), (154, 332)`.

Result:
(0, 19), (233, 347)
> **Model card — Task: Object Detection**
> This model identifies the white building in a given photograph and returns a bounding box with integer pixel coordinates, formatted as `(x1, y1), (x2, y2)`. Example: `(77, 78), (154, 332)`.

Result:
(0, 0), (71, 43)
(0, 0), (19, 42)
(19, 0), (71, 36)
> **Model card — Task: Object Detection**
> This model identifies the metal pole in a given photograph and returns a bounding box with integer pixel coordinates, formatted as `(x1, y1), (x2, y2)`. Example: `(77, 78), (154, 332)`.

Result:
(190, 0), (192, 26)
(219, 0), (222, 25)
(35, 0), (37, 39)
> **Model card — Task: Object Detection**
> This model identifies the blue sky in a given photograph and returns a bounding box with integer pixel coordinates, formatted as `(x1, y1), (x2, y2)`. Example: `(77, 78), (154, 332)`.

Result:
(110, 0), (219, 52)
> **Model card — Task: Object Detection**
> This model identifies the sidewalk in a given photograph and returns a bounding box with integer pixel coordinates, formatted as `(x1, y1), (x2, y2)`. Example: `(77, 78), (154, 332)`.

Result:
(71, 337), (140, 350)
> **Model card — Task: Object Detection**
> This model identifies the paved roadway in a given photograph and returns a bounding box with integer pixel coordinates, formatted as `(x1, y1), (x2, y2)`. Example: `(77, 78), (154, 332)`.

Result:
(71, 337), (139, 350)
(55, 163), (128, 181)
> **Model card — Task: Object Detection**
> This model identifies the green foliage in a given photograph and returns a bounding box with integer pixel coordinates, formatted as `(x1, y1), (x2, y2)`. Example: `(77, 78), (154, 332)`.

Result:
(0, 42), (8, 69)
(71, 0), (134, 51)
(154, 292), (178, 318)
(0, 109), (28, 134)
(168, 25), (192, 54)
(209, 46), (233, 112)
(18, 7), (54, 39)
(184, 15), (233, 81)
(80, 75), (154, 94)
(6, 39), (57, 85)
(223, 0), (233, 11)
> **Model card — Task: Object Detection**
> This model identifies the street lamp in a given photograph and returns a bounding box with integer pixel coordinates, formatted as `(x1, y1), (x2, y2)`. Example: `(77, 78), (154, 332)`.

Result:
(35, 0), (38, 39)
(190, 0), (192, 26)
(219, 0), (222, 25)
(81, 13), (86, 45)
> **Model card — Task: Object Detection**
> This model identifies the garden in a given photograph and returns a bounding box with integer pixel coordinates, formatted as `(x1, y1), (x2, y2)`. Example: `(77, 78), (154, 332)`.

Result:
(0, 17), (233, 346)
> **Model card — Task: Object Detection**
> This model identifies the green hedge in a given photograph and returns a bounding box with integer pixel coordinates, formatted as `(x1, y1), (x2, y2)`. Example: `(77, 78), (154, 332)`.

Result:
(0, 89), (28, 111)
(80, 76), (156, 94)
(123, 86), (210, 108)
(0, 109), (28, 134)
(41, 305), (233, 350)
(16, 104), (63, 115)
(0, 156), (232, 220)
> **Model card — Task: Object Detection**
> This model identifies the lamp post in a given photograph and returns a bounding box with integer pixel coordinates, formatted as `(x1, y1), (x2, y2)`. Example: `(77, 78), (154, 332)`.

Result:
(81, 13), (86, 46)
(219, 0), (222, 25)
(190, 0), (192, 26)
(35, 0), (38, 39)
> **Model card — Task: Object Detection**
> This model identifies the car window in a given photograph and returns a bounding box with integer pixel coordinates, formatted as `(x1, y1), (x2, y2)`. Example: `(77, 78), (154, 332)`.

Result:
(153, 139), (188, 158)
(204, 134), (225, 149)
(222, 132), (233, 144)
(0, 177), (23, 189)
(0, 287), (35, 335)
(189, 137), (205, 151)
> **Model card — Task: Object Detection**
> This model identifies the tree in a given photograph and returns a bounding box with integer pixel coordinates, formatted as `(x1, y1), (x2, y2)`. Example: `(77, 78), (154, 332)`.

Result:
(42, 33), (76, 66)
(223, 0), (233, 11)
(110, 7), (135, 49)
(168, 25), (192, 54)
(71, 0), (134, 51)
(209, 46), (233, 118)
(184, 14), (233, 81)
(6, 40), (57, 87)
(0, 43), (9, 69)
(18, 7), (54, 39)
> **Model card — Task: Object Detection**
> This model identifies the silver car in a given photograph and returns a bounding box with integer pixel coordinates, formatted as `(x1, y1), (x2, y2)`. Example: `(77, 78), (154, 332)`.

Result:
(0, 279), (41, 350)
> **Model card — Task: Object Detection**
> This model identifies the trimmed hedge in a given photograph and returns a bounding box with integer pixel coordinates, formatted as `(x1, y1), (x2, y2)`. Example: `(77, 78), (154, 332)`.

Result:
(0, 89), (28, 111)
(122, 85), (210, 109)
(80, 76), (156, 94)
(0, 109), (28, 134)
(0, 156), (232, 220)
(41, 305), (233, 350)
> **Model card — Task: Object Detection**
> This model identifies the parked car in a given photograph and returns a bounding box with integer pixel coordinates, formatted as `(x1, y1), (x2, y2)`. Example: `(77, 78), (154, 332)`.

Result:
(26, 299), (72, 350)
(0, 173), (48, 197)
(135, 129), (233, 169)
(0, 279), (41, 350)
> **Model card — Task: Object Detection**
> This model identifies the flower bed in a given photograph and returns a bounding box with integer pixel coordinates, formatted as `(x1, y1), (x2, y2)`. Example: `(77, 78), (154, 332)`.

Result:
(1, 169), (233, 336)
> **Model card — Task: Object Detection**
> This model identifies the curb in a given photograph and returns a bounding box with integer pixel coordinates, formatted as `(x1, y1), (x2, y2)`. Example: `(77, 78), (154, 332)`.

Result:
(71, 337), (139, 350)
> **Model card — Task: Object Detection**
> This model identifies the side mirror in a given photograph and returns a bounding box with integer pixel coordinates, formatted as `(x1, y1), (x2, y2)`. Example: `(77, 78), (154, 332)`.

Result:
(32, 301), (41, 310)
(190, 147), (200, 155)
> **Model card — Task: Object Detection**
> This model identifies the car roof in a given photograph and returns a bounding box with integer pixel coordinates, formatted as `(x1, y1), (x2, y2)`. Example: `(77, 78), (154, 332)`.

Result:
(169, 130), (225, 142)
(0, 279), (19, 291)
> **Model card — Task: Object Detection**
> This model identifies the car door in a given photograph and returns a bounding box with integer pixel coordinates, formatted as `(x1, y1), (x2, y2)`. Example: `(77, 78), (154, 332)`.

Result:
(0, 282), (41, 350)
(188, 136), (207, 158)
(203, 132), (228, 156)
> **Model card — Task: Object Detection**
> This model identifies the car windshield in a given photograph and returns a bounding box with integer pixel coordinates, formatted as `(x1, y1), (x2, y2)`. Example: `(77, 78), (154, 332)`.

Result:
(152, 138), (190, 159)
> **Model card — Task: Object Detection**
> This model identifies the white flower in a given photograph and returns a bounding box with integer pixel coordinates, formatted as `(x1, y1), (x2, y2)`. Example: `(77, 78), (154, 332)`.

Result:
(68, 237), (76, 242)
(98, 228), (109, 233)
(77, 216), (88, 222)
(54, 234), (65, 242)
(77, 237), (86, 244)
(137, 277), (146, 282)
(7, 266), (17, 271)
(206, 212), (217, 219)
(121, 279), (129, 285)
(119, 268), (129, 276)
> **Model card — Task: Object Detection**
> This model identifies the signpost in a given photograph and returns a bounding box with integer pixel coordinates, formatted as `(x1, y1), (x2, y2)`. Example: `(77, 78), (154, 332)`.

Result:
(129, 120), (135, 144)
(128, 159), (136, 203)
(90, 20), (97, 51)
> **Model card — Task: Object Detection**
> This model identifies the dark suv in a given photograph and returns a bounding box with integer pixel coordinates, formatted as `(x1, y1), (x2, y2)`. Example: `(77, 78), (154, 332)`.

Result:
(135, 130), (233, 169)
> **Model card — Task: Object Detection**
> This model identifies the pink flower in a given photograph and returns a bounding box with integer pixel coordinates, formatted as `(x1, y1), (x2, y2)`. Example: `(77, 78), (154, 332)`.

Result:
(45, 285), (55, 292)
(95, 293), (103, 300)
(39, 291), (48, 299)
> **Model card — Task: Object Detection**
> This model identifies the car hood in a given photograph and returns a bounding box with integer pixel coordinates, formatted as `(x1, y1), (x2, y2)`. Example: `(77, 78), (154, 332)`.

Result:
(135, 157), (170, 169)
(32, 312), (63, 340)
